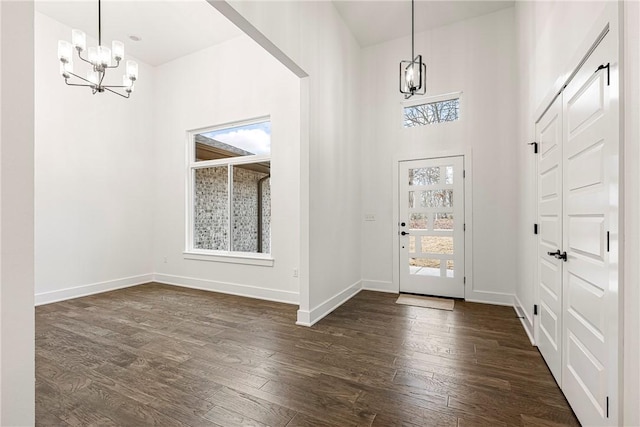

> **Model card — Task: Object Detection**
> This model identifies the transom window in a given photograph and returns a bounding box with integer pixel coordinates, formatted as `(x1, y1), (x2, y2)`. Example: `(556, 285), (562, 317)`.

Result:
(188, 119), (271, 256)
(403, 97), (460, 128)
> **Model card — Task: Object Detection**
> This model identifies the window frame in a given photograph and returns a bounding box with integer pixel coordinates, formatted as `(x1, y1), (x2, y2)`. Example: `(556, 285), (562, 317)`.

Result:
(401, 91), (463, 128)
(184, 116), (274, 266)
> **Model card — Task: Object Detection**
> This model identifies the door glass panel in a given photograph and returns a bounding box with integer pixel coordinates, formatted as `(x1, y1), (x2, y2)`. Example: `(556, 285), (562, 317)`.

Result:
(409, 167), (440, 185)
(409, 258), (441, 277)
(409, 213), (428, 230)
(444, 166), (454, 184)
(412, 190), (454, 208)
(420, 236), (454, 254)
(434, 213), (454, 230)
(408, 236), (416, 254)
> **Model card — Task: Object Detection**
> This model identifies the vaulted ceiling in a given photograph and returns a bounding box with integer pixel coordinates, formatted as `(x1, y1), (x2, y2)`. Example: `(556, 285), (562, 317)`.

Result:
(36, 0), (514, 66)
(332, 0), (514, 47)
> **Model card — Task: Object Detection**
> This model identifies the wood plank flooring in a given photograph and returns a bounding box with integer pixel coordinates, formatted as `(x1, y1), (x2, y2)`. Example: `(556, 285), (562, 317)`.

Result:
(35, 283), (579, 426)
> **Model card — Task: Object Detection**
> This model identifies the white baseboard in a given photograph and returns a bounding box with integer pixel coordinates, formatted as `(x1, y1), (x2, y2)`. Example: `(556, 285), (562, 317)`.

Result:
(514, 294), (535, 345)
(296, 280), (362, 327)
(362, 279), (397, 293)
(153, 273), (299, 305)
(465, 288), (514, 306)
(35, 273), (154, 306)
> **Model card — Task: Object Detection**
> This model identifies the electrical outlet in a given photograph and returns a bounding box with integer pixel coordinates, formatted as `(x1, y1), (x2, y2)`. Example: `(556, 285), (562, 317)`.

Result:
(293, 268), (299, 278)
(364, 213), (376, 221)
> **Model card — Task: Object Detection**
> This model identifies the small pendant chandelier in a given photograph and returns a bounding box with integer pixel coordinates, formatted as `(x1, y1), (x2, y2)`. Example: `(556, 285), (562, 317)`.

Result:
(57, 0), (138, 98)
(399, 0), (426, 99)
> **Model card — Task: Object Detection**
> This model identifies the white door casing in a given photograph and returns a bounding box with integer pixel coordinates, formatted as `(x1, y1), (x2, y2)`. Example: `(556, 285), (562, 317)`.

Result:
(536, 95), (564, 384)
(561, 31), (618, 427)
(398, 156), (464, 298)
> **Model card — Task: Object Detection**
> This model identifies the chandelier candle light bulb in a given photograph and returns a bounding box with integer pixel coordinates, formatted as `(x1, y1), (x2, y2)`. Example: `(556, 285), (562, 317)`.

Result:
(59, 61), (73, 78)
(57, 40), (72, 63)
(122, 75), (134, 93)
(87, 70), (99, 86)
(112, 40), (124, 62)
(98, 45), (111, 67)
(126, 60), (138, 81)
(72, 29), (86, 51)
(57, 0), (137, 98)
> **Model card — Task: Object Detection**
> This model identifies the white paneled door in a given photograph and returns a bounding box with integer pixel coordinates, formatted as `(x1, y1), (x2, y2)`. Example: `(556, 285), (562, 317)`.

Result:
(399, 156), (464, 298)
(534, 29), (618, 426)
(536, 95), (564, 384)
(561, 31), (617, 427)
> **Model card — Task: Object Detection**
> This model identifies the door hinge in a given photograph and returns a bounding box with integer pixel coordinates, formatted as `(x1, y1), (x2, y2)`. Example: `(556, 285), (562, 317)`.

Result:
(606, 396), (609, 418)
(463, 170), (466, 178)
(463, 223), (466, 232)
(607, 231), (610, 252)
(463, 277), (466, 284)
(596, 63), (610, 86)
(534, 224), (538, 235)
(528, 142), (538, 154)
(534, 304), (538, 315)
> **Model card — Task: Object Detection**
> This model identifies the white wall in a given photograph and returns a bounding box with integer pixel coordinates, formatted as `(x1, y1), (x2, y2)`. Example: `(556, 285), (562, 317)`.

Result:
(514, 0), (611, 340)
(217, 1), (362, 325)
(622, 1), (640, 424)
(34, 12), (156, 305)
(152, 35), (301, 304)
(513, 0), (612, 344)
(359, 7), (517, 305)
(514, 1), (640, 422)
(1, 1), (35, 424)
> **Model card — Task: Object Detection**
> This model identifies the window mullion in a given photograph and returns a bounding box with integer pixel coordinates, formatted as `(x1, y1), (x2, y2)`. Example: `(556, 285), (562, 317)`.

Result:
(228, 164), (234, 252)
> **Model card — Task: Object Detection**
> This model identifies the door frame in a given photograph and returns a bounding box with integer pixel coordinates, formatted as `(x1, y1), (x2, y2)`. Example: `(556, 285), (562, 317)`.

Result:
(392, 148), (473, 300)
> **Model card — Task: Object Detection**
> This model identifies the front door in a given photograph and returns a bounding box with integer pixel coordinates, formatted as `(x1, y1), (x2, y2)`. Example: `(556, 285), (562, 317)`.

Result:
(399, 156), (464, 298)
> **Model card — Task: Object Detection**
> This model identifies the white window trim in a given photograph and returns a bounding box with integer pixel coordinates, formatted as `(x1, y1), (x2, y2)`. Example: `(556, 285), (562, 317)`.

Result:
(400, 91), (463, 129)
(183, 251), (274, 267)
(184, 116), (273, 265)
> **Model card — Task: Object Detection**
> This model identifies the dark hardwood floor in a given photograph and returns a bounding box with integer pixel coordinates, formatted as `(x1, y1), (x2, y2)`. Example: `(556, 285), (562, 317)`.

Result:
(35, 283), (579, 426)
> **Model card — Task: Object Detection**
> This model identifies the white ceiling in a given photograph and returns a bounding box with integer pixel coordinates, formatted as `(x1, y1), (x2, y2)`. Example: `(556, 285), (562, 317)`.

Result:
(333, 0), (515, 47)
(36, 0), (515, 67)
(35, 0), (243, 66)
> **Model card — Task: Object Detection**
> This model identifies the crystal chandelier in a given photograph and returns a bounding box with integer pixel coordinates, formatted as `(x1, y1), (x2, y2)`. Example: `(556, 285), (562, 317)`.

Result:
(57, 0), (138, 98)
(399, 0), (426, 99)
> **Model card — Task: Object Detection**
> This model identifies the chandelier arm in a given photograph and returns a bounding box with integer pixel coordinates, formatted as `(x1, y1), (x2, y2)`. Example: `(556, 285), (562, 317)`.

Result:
(98, 70), (106, 87)
(76, 49), (94, 66)
(103, 86), (130, 99)
(67, 71), (95, 85)
(103, 60), (122, 70)
(64, 80), (93, 88)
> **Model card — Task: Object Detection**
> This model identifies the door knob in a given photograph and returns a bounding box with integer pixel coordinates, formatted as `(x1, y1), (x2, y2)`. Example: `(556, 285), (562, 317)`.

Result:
(401, 231), (410, 236)
(547, 250), (568, 262)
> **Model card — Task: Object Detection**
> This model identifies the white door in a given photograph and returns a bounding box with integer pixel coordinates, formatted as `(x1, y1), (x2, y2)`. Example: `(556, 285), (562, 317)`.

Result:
(561, 32), (618, 426)
(536, 95), (564, 384)
(399, 156), (464, 298)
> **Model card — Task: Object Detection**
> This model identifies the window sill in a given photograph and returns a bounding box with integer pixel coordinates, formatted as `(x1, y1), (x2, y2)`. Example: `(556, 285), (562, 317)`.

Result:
(183, 251), (274, 267)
